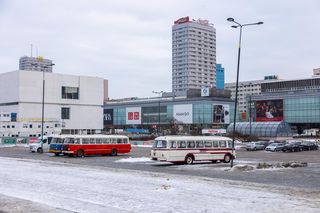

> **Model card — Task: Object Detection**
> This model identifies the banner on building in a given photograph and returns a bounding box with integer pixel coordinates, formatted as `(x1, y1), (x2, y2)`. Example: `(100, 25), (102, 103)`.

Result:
(103, 109), (113, 125)
(213, 104), (230, 124)
(201, 87), (210, 97)
(126, 107), (141, 125)
(173, 104), (193, 124)
(256, 99), (283, 122)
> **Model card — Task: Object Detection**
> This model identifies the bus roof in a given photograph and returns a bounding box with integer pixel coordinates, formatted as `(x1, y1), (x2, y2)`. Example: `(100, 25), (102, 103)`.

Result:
(155, 135), (232, 141)
(61, 135), (129, 139)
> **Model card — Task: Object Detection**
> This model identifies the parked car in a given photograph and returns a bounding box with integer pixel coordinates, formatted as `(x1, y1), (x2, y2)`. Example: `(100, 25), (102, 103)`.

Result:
(282, 142), (302, 152)
(29, 139), (51, 153)
(257, 141), (272, 149)
(246, 142), (265, 151)
(265, 143), (286, 152)
(299, 142), (319, 151)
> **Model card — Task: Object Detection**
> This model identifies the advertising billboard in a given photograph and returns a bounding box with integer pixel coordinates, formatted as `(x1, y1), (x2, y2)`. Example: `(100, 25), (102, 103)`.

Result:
(256, 99), (283, 122)
(213, 104), (230, 124)
(173, 104), (193, 124)
(103, 109), (113, 125)
(126, 107), (141, 125)
(201, 87), (210, 97)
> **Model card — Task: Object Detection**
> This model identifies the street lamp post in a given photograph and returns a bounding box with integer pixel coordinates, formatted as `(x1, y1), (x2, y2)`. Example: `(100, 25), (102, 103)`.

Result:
(152, 91), (164, 135)
(227, 17), (263, 168)
(249, 83), (252, 140)
(31, 61), (55, 153)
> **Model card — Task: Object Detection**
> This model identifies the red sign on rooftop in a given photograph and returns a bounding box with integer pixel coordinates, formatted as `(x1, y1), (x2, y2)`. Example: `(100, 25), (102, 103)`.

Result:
(174, 16), (190, 24)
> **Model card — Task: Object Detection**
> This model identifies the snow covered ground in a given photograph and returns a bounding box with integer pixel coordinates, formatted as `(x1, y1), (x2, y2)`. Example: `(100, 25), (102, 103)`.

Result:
(0, 157), (319, 213)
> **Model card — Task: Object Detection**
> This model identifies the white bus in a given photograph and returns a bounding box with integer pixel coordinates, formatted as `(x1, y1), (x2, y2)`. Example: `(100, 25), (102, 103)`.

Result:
(151, 136), (235, 164)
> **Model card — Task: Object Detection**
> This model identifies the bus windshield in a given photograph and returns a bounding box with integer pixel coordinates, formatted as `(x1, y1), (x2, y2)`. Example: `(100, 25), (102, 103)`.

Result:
(153, 140), (167, 148)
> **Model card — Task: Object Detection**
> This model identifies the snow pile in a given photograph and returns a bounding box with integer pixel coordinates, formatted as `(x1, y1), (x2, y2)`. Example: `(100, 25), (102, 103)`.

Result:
(116, 157), (152, 163)
(256, 161), (308, 169)
(230, 164), (256, 172)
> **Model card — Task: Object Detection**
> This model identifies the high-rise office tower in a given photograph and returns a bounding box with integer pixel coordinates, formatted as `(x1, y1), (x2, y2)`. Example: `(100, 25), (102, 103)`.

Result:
(216, 64), (225, 89)
(172, 16), (216, 94)
(19, 56), (53, 72)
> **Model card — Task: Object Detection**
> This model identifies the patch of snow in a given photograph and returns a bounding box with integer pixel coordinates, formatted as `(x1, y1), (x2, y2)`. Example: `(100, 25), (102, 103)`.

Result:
(116, 157), (152, 163)
(0, 157), (318, 213)
(131, 144), (152, 148)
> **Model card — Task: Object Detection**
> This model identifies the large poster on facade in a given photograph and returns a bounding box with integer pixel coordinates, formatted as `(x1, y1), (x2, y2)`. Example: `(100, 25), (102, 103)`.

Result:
(213, 104), (230, 124)
(103, 109), (113, 125)
(256, 99), (283, 122)
(126, 107), (141, 125)
(173, 104), (193, 124)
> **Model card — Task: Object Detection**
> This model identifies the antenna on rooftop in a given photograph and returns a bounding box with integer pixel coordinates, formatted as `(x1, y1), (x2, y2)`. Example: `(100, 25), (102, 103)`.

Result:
(30, 44), (33, 57)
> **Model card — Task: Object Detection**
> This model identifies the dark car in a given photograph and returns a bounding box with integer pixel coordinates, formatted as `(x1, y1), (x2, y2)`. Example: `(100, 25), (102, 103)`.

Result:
(300, 142), (319, 151)
(282, 142), (302, 152)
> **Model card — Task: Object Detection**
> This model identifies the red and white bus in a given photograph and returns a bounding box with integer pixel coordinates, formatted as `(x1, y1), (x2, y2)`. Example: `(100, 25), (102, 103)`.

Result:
(62, 135), (131, 157)
(151, 136), (235, 164)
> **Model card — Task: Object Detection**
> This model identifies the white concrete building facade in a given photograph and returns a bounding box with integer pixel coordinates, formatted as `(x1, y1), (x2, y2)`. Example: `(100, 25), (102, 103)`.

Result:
(0, 70), (104, 137)
(172, 17), (216, 94)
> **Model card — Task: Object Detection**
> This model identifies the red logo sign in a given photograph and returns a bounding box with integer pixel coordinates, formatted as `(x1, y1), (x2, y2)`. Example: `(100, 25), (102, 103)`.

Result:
(174, 16), (189, 24)
(128, 112), (140, 120)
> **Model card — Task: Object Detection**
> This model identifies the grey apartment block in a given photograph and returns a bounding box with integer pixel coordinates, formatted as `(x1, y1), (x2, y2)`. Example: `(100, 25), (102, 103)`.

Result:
(172, 17), (216, 93)
(19, 56), (53, 72)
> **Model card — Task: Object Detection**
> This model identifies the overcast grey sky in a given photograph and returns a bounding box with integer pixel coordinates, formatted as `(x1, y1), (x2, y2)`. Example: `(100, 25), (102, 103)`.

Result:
(0, 0), (319, 98)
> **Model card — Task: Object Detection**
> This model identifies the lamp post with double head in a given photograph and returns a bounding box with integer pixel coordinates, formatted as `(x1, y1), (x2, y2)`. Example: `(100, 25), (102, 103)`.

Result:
(249, 82), (252, 140)
(32, 59), (55, 153)
(227, 17), (263, 167)
(152, 91), (164, 135)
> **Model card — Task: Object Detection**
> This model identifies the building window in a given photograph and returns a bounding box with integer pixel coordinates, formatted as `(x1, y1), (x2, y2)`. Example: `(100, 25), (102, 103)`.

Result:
(62, 87), (79, 99)
(61, 107), (70, 119)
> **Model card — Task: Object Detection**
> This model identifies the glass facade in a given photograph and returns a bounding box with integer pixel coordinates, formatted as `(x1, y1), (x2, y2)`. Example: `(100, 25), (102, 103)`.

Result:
(251, 92), (320, 125)
(284, 96), (320, 123)
(227, 122), (292, 137)
(216, 64), (224, 89)
(104, 98), (234, 127)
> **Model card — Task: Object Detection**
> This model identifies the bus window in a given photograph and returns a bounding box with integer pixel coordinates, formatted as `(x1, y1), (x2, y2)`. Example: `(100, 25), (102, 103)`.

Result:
(90, 138), (95, 144)
(74, 139), (80, 144)
(117, 138), (122, 144)
(187, 141), (195, 148)
(170, 141), (176, 148)
(110, 139), (116, 144)
(220, 141), (227, 148)
(204, 141), (212, 148)
(103, 138), (110, 144)
(178, 141), (186, 148)
(82, 138), (89, 144)
(96, 138), (102, 144)
(123, 138), (128, 144)
(212, 141), (219, 148)
(153, 140), (167, 148)
(196, 141), (204, 148)
(227, 141), (232, 148)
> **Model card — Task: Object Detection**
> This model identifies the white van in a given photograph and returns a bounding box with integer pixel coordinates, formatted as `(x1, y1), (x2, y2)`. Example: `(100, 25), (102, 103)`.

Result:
(29, 136), (53, 153)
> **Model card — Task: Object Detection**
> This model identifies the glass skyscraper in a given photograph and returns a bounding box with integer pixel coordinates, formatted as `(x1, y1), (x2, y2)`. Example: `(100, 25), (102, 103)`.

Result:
(216, 64), (224, 89)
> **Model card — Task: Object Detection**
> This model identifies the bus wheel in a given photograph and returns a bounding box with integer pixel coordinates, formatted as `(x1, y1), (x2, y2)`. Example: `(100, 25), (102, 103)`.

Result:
(111, 149), (118, 156)
(37, 148), (43, 153)
(77, 150), (84, 157)
(223, 154), (231, 163)
(185, 155), (194, 165)
(54, 153), (59, 156)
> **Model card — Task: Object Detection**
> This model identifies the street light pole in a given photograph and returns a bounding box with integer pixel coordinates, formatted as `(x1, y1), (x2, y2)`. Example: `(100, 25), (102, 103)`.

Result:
(152, 91), (164, 135)
(249, 83), (252, 140)
(39, 63), (55, 153)
(227, 18), (263, 168)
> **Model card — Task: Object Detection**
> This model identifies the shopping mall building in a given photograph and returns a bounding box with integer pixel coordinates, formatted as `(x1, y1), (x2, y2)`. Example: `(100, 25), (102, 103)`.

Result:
(103, 89), (234, 134)
(249, 77), (320, 133)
